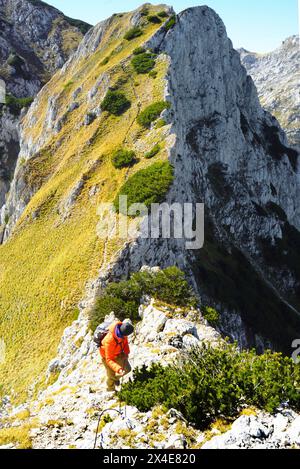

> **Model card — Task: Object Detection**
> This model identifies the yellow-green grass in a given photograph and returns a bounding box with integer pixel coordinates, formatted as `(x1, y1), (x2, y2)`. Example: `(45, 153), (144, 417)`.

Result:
(0, 5), (171, 403)
(0, 425), (33, 449)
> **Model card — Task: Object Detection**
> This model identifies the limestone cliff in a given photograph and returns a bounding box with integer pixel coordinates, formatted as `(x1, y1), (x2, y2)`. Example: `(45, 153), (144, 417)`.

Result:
(107, 7), (300, 353)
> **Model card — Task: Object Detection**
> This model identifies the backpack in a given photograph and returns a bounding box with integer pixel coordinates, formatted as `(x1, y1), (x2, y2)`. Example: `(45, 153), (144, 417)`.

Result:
(93, 320), (114, 348)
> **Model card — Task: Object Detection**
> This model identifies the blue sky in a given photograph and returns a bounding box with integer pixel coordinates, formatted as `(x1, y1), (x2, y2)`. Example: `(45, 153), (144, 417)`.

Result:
(47, 0), (299, 53)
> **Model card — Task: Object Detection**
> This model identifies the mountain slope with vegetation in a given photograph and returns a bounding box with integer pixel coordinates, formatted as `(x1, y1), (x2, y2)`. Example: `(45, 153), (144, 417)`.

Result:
(0, 0), (91, 218)
(0, 271), (299, 449)
(0, 3), (174, 401)
(0, 4), (299, 449)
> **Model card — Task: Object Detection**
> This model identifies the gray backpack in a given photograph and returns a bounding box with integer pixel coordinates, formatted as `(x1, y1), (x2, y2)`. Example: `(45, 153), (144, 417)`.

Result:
(93, 320), (115, 347)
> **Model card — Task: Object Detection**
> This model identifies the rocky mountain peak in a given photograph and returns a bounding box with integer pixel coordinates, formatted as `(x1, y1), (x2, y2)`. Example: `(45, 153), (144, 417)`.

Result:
(239, 35), (300, 149)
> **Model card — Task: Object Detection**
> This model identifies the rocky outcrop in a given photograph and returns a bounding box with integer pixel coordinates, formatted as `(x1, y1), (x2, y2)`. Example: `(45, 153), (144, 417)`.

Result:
(202, 409), (300, 449)
(239, 36), (300, 149)
(0, 0), (91, 215)
(1, 271), (299, 450)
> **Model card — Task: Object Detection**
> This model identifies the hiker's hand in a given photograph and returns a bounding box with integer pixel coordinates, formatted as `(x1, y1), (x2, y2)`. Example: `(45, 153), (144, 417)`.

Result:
(118, 369), (126, 376)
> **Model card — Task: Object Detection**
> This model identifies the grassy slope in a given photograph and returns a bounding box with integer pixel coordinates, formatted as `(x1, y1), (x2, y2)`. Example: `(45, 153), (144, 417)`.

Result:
(0, 6), (171, 402)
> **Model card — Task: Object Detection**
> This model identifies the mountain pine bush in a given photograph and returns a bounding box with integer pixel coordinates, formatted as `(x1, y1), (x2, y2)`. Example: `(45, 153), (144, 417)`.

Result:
(101, 90), (131, 116)
(119, 344), (300, 430)
(133, 47), (146, 55)
(137, 101), (170, 128)
(158, 11), (169, 18)
(5, 95), (34, 116)
(131, 52), (157, 74)
(140, 8), (149, 17)
(113, 161), (174, 214)
(165, 15), (176, 31)
(112, 148), (136, 169)
(89, 267), (197, 331)
(202, 306), (220, 326)
(124, 27), (143, 41)
(147, 15), (162, 24)
(145, 144), (161, 159)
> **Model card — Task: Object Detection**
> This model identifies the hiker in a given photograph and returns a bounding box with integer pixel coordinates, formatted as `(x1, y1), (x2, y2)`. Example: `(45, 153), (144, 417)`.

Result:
(100, 321), (134, 392)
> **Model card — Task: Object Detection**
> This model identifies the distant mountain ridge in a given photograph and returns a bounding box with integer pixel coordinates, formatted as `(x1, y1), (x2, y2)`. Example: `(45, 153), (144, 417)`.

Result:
(239, 35), (300, 149)
(0, 0), (91, 96)
(0, 0), (91, 213)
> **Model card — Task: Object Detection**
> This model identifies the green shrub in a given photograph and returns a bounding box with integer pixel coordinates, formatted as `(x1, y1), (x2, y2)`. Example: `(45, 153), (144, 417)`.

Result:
(89, 267), (197, 331)
(101, 90), (131, 116)
(144, 267), (197, 307)
(202, 306), (220, 326)
(158, 11), (169, 18)
(124, 27), (143, 41)
(63, 80), (74, 90)
(114, 161), (174, 214)
(165, 15), (176, 31)
(101, 57), (110, 66)
(119, 344), (300, 430)
(145, 144), (161, 159)
(5, 95), (34, 116)
(149, 70), (158, 79)
(131, 52), (157, 74)
(147, 15), (162, 24)
(155, 119), (167, 129)
(140, 7), (149, 16)
(112, 148), (136, 169)
(89, 297), (130, 332)
(133, 47), (146, 55)
(137, 101), (170, 128)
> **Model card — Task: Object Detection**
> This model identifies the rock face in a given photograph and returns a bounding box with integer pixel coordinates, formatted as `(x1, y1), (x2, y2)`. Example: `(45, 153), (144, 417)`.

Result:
(109, 7), (300, 353)
(202, 409), (300, 449)
(163, 12), (299, 353)
(2, 5), (300, 354)
(0, 0), (91, 93)
(0, 0), (91, 214)
(239, 36), (300, 149)
(0, 109), (19, 209)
